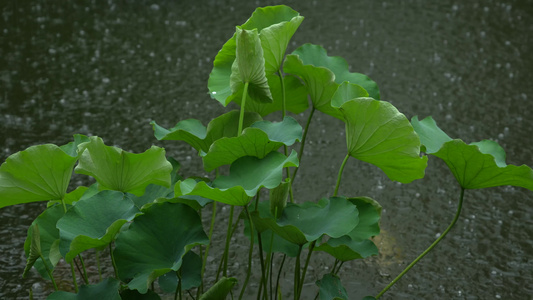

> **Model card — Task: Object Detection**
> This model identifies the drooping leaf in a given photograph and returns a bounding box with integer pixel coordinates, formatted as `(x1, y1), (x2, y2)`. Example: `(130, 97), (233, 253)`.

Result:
(180, 151), (298, 206)
(75, 137), (172, 196)
(24, 204), (65, 280)
(412, 116), (533, 190)
(291, 43), (380, 100)
(114, 202), (209, 293)
(0, 144), (78, 208)
(46, 278), (121, 300)
(341, 99), (427, 183)
(346, 197), (382, 240)
(199, 277), (238, 300)
(158, 251), (203, 293)
(316, 274), (348, 300)
(60, 134), (91, 157)
(230, 27), (272, 103)
(57, 190), (139, 263)
(23, 224), (43, 279)
(202, 117), (302, 171)
(151, 111), (262, 154)
(208, 5), (303, 106)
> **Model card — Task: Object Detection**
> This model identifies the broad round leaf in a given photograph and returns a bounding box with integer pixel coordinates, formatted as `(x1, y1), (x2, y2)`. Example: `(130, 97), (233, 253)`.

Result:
(346, 197), (382, 240)
(114, 202), (209, 293)
(331, 81), (369, 108)
(57, 190), (139, 263)
(202, 117), (302, 171)
(291, 43), (380, 100)
(341, 99), (427, 183)
(315, 236), (378, 261)
(412, 116), (533, 190)
(316, 274), (348, 300)
(23, 204), (65, 280)
(47, 278), (121, 300)
(0, 144), (78, 208)
(151, 111), (262, 154)
(75, 137), (172, 196)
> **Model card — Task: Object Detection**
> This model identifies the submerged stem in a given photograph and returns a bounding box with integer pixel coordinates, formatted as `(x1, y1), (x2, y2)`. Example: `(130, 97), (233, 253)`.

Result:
(375, 187), (466, 299)
(238, 82), (250, 137)
(333, 155), (350, 197)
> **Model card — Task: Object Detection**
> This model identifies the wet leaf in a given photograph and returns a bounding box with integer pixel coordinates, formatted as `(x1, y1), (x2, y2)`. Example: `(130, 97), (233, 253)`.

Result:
(114, 202), (209, 293)
(291, 43), (380, 100)
(179, 151), (298, 206)
(151, 111), (262, 154)
(24, 205), (65, 280)
(75, 137), (172, 196)
(412, 116), (533, 190)
(199, 277), (238, 300)
(316, 274), (348, 300)
(230, 27), (272, 103)
(341, 99), (427, 183)
(59, 134), (91, 157)
(57, 190), (139, 263)
(208, 5), (302, 106)
(158, 251), (202, 292)
(0, 144), (78, 208)
(47, 278), (121, 300)
(202, 117), (302, 171)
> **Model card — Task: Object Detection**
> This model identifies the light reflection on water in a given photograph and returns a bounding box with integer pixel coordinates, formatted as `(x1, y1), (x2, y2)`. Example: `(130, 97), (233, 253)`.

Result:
(1, 0), (532, 299)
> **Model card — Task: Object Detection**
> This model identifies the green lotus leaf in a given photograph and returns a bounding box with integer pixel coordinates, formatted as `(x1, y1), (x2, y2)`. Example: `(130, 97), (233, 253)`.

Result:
(179, 151), (298, 206)
(24, 204), (65, 280)
(412, 116), (533, 190)
(230, 27), (272, 103)
(23, 224), (42, 279)
(291, 43), (380, 100)
(208, 5), (302, 106)
(0, 144), (78, 208)
(283, 54), (340, 118)
(60, 134), (91, 157)
(331, 81), (369, 108)
(346, 197), (382, 240)
(251, 197), (359, 245)
(75, 136), (172, 196)
(114, 202), (209, 293)
(232, 74), (309, 117)
(199, 277), (238, 300)
(340, 99), (427, 183)
(158, 251), (202, 293)
(126, 157), (181, 209)
(151, 111), (262, 154)
(315, 235), (378, 261)
(410, 116), (452, 153)
(57, 190), (139, 263)
(202, 117), (302, 171)
(47, 186), (87, 207)
(316, 274), (348, 300)
(47, 278), (121, 300)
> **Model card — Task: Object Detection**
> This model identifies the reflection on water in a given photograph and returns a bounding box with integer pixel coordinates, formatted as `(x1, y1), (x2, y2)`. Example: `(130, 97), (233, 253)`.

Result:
(1, 0), (532, 299)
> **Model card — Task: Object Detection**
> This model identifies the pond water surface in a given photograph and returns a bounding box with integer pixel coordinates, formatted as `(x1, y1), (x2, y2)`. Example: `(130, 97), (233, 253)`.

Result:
(1, 0), (532, 299)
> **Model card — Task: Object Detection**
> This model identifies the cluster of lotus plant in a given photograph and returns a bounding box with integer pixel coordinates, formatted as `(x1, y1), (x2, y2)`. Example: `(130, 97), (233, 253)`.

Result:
(1, 5), (531, 300)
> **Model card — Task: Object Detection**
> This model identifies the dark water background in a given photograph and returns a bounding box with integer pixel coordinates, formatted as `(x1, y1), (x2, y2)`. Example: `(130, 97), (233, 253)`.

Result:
(1, 0), (532, 299)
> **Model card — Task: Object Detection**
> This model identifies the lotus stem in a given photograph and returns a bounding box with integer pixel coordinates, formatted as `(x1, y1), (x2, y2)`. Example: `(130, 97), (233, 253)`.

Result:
(294, 246), (302, 300)
(70, 263), (78, 292)
(109, 243), (119, 279)
(221, 205), (235, 279)
(77, 255), (89, 284)
(291, 107), (316, 190)
(39, 253), (58, 290)
(275, 254), (287, 300)
(334, 154), (350, 197)
(239, 205), (255, 300)
(298, 240), (316, 298)
(198, 201), (217, 297)
(375, 187), (466, 298)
